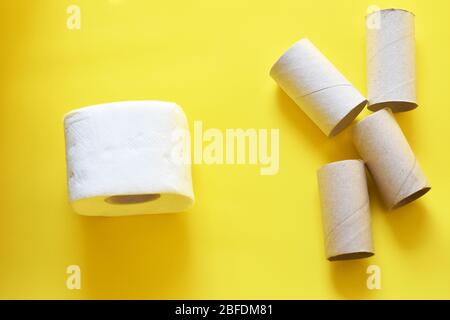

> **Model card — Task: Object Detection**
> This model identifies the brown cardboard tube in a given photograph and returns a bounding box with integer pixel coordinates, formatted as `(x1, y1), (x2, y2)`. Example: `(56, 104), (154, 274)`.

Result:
(352, 109), (430, 209)
(366, 9), (417, 112)
(317, 160), (374, 261)
(270, 38), (367, 137)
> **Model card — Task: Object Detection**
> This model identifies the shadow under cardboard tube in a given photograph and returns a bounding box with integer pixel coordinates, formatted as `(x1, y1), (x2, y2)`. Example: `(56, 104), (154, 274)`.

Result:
(384, 200), (429, 250)
(364, 157), (430, 250)
(329, 259), (374, 299)
(275, 87), (327, 148)
(276, 87), (360, 163)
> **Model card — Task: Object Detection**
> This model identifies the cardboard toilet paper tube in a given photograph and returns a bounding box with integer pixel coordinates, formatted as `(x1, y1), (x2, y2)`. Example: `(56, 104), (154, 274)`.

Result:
(270, 38), (367, 137)
(317, 160), (374, 261)
(353, 109), (430, 209)
(366, 9), (417, 112)
(64, 101), (195, 216)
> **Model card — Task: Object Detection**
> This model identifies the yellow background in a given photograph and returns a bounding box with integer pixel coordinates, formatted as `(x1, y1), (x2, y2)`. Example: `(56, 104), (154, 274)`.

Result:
(0, 0), (449, 299)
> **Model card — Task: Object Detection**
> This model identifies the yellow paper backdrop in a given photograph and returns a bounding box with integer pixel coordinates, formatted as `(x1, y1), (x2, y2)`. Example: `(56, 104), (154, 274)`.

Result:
(0, 0), (449, 299)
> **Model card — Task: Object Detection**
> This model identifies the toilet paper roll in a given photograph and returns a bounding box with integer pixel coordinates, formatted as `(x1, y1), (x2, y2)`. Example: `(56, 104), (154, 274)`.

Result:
(270, 38), (367, 137)
(353, 109), (430, 209)
(317, 160), (374, 261)
(64, 101), (195, 216)
(366, 9), (417, 112)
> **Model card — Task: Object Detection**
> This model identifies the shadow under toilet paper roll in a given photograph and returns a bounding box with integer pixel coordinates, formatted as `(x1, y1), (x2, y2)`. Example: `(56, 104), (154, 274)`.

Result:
(352, 109), (430, 209)
(366, 9), (417, 112)
(64, 101), (195, 216)
(270, 38), (367, 137)
(317, 160), (374, 261)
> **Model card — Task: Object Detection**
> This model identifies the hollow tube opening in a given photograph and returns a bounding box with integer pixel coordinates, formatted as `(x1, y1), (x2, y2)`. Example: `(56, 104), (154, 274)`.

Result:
(329, 100), (368, 137)
(392, 187), (431, 209)
(328, 251), (374, 262)
(105, 194), (161, 205)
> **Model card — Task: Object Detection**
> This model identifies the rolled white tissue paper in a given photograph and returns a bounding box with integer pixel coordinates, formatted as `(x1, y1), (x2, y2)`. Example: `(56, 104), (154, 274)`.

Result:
(64, 101), (195, 216)
(270, 38), (367, 137)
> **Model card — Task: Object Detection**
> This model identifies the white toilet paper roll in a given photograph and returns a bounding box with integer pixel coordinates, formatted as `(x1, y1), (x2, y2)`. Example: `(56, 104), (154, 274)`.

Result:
(270, 38), (367, 137)
(64, 101), (195, 216)
(366, 9), (417, 112)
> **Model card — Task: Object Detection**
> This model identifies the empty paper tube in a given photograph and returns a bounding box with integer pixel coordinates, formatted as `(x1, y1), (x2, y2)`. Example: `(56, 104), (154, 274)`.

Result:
(270, 38), (367, 137)
(366, 9), (417, 112)
(317, 160), (374, 261)
(353, 109), (430, 209)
